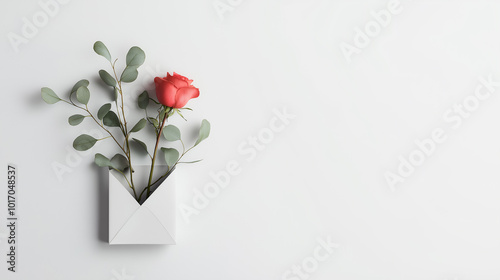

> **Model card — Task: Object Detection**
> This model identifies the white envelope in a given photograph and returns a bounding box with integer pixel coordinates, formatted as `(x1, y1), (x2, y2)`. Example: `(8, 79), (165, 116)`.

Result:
(108, 168), (176, 245)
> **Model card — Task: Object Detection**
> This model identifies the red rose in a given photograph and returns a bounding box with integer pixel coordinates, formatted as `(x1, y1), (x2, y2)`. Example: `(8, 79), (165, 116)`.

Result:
(154, 72), (200, 108)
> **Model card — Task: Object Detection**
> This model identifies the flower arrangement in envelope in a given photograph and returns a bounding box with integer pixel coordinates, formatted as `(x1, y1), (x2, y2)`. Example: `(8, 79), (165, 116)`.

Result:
(41, 42), (210, 245)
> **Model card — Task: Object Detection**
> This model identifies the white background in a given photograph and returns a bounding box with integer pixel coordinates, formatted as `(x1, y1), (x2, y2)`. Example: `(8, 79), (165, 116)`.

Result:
(1, 0), (500, 279)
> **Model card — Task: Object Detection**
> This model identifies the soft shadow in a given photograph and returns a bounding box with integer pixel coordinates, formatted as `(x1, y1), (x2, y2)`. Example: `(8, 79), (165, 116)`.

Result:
(96, 167), (109, 243)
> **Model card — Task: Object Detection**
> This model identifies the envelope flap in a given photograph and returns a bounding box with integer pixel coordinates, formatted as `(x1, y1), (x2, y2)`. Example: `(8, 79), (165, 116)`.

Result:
(110, 206), (174, 244)
(109, 171), (140, 243)
(143, 175), (176, 239)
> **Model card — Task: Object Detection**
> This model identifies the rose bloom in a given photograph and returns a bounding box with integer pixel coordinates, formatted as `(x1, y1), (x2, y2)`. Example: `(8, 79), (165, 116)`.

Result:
(154, 72), (200, 108)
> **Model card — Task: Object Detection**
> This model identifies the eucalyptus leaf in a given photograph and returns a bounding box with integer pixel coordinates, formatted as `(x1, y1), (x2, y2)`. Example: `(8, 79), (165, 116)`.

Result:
(76, 86), (90, 105)
(68, 114), (85, 126)
(41, 87), (60, 104)
(97, 103), (112, 120)
(132, 138), (148, 154)
(126, 46), (145, 67)
(94, 153), (112, 167)
(194, 119), (211, 146)
(138, 91), (149, 109)
(130, 118), (147, 133)
(103, 111), (120, 127)
(99, 70), (116, 87)
(93, 41), (111, 62)
(110, 154), (129, 171)
(161, 147), (179, 167)
(176, 108), (187, 121)
(73, 134), (98, 151)
(162, 125), (181, 141)
(114, 88), (120, 101)
(70, 79), (89, 95)
(120, 66), (138, 83)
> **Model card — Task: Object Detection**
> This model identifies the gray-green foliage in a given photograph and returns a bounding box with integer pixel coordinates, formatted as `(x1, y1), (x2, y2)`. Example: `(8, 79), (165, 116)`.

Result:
(195, 119), (210, 146)
(161, 147), (179, 167)
(162, 125), (181, 141)
(73, 134), (98, 151)
(41, 87), (60, 104)
(68, 114), (85, 126)
(93, 41), (111, 62)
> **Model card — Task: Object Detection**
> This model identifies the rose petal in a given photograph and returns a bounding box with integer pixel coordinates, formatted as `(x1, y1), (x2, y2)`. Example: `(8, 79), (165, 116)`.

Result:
(155, 78), (178, 107)
(173, 72), (194, 85)
(173, 86), (200, 108)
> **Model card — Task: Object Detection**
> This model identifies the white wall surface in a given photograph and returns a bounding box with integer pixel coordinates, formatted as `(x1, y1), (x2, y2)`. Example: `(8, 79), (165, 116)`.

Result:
(1, 0), (500, 279)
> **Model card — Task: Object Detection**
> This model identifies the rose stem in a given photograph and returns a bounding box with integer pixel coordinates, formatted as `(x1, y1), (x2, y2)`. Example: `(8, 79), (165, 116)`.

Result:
(145, 109), (169, 198)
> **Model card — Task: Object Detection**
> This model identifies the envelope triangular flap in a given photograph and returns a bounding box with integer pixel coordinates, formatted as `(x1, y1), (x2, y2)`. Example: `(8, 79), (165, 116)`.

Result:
(108, 169), (176, 245)
(109, 171), (140, 243)
(143, 174), (176, 241)
(110, 206), (174, 244)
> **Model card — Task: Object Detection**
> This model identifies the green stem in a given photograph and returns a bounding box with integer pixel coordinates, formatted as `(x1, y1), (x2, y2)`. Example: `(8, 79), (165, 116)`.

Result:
(145, 108), (169, 198)
(110, 61), (137, 201)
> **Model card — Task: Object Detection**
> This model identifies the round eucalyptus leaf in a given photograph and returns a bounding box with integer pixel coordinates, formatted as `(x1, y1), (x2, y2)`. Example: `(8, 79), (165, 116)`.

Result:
(76, 86), (90, 105)
(194, 119), (211, 146)
(132, 138), (148, 154)
(94, 153), (112, 167)
(73, 134), (98, 151)
(99, 70), (116, 87)
(120, 66), (138, 83)
(138, 91), (149, 109)
(93, 41), (111, 62)
(130, 118), (147, 133)
(97, 103), (112, 120)
(41, 87), (60, 104)
(162, 125), (181, 141)
(111, 154), (129, 172)
(70, 79), (89, 95)
(68, 114), (85, 126)
(161, 147), (179, 167)
(103, 111), (120, 127)
(126, 46), (145, 67)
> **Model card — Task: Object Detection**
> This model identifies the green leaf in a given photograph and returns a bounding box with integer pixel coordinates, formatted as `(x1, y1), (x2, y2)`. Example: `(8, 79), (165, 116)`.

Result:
(114, 88), (120, 101)
(99, 70), (116, 87)
(195, 119), (211, 146)
(93, 41), (111, 62)
(148, 117), (159, 128)
(132, 138), (148, 154)
(126, 46), (146, 67)
(76, 86), (90, 105)
(120, 66), (138, 83)
(41, 87), (60, 104)
(68, 114), (85, 126)
(110, 154), (129, 172)
(162, 125), (181, 141)
(161, 147), (179, 167)
(94, 153), (112, 167)
(138, 91), (149, 109)
(97, 103), (112, 120)
(103, 111), (120, 127)
(176, 108), (187, 121)
(130, 118), (147, 133)
(73, 134), (98, 151)
(70, 79), (89, 95)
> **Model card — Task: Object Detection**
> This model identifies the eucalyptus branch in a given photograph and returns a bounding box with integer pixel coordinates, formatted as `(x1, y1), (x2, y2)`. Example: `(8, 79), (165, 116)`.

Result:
(110, 61), (135, 195)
